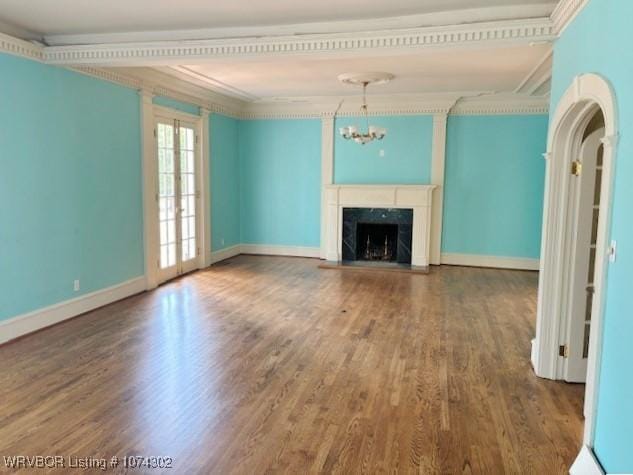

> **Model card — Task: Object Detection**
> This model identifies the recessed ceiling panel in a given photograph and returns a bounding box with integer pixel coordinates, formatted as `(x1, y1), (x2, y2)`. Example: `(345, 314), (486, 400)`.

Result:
(175, 44), (551, 100)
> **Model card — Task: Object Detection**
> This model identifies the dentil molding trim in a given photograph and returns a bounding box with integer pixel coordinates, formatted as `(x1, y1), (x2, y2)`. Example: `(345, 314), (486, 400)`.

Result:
(450, 95), (549, 116)
(41, 18), (555, 66)
(240, 94), (549, 119)
(0, 32), (43, 61)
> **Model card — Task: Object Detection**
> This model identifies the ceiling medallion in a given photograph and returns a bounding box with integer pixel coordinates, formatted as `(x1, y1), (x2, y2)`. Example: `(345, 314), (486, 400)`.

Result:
(338, 72), (394, 145)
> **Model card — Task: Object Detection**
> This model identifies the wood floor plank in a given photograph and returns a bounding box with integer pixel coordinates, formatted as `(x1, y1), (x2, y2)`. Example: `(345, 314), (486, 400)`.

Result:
(0, 256), (584, 474)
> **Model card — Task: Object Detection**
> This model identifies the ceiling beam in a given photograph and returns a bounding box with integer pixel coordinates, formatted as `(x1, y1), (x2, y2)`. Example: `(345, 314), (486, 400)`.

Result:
(42, 18), (555, 67)
(42, 5), (556, 46)
(514, 49), (553, 96)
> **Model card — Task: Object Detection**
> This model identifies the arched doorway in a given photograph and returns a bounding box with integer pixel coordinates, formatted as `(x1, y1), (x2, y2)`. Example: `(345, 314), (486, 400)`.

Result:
(531, 74), (618, 467)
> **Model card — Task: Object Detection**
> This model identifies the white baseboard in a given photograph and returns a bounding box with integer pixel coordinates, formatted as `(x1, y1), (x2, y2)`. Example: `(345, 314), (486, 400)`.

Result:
(440, 253), (540, 271)
(240, 244), (321, 258)
(570, 446), (605, 475)
(208, 244), (321, 264)
(212, 248), (536, 268)
(0, 276), (146, 345)
(209, 244), (242, 264)
(531, 338), (538, 370)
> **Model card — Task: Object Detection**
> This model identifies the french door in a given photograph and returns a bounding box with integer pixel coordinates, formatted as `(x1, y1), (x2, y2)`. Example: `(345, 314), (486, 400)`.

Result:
(564, 127), (605, 384)
(155, 117), (200, 283)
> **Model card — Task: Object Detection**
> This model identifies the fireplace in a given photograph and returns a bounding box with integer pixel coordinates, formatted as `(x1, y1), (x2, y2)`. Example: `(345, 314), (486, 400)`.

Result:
(342, 208), (413, 265)
(356, 223), (398, 261)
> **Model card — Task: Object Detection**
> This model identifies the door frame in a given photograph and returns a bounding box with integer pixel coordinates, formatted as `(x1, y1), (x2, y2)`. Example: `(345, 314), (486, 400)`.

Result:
(531, 74), (618, 468)
(140, 93), (211, 289)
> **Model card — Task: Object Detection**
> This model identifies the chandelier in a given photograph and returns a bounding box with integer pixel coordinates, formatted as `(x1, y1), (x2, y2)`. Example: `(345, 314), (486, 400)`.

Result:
(338, 72), (393, 145)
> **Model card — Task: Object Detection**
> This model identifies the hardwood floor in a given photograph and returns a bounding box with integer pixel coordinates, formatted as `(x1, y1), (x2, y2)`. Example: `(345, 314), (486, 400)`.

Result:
(0, 256), (584, 474)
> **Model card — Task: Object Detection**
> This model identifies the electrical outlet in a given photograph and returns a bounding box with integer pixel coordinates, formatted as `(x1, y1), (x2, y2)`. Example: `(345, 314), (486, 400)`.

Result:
(73, 280), (80, 292)
(221, 237), (225, 246)
(379, 149), (385, 157)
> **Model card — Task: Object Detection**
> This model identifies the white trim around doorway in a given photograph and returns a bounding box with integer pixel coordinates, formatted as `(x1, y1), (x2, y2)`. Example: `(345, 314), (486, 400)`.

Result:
(532, 74), (618, 471)
(141, 101), (211, 289)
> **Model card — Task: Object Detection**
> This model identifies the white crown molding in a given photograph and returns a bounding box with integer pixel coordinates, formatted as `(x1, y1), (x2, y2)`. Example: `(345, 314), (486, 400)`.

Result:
(0, 31), (43, 61)
(120, 67), (246, 117)
(241, 93), (551, 120)
(450, 94), (549, 115)
(551, 0), (589, 35)
(71, 66), (143, 89)
(241, 94), (461, 120)
(42, 5), (557, 46)
(41, 18), (555, 67)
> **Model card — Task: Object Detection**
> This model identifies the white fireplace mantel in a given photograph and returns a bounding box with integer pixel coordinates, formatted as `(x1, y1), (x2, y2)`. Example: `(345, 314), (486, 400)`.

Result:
(323, 184), (436, 267)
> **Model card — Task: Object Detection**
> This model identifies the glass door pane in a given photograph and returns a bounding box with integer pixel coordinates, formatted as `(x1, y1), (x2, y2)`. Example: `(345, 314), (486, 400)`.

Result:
(179, 126), (197, 264)
(157, 122), (177, 270)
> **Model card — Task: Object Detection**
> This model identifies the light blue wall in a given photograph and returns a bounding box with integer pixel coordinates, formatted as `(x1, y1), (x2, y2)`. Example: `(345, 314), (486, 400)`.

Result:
(210, 114), (240, 251)
(0, 53), (144, 321)
(152, 96), (200, 116)
(334, 115), (433, 184)
(238, 119), (321, 247)
(551, 1), (633, 471)
(441, 115), (547, 258)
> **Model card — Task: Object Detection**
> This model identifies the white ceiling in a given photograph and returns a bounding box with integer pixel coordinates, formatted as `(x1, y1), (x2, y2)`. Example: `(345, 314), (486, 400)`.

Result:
(144, 43), (552, 101)
(1, 0), (556, 41)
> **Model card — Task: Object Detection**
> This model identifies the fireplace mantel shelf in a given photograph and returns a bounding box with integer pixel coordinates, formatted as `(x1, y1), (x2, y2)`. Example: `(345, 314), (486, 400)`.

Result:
(323, 184), (436, 267)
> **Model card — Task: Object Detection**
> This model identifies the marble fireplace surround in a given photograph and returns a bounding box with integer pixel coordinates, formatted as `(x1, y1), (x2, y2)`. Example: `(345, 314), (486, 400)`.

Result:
(323, 185), (436, 268)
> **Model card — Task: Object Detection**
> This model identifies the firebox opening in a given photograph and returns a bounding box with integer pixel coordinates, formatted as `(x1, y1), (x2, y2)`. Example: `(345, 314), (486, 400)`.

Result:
(356, 223), (398, 262)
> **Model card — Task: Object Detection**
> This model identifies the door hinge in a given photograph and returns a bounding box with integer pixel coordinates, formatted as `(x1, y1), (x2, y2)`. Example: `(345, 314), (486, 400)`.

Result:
(197, 246), (201, 256)
(196, 135), (199, 144)
(571, 160), (582, 176)
(559, 344), (569, 358)
(153, 128), (157, 138)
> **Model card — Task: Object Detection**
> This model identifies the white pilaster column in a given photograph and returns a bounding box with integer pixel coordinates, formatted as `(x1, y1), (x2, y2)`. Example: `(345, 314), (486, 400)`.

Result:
(430, 113), (448, 265)
(320, 114), (335, 259)
(140, 89), (159, 290)
(200, 108), (212, 267)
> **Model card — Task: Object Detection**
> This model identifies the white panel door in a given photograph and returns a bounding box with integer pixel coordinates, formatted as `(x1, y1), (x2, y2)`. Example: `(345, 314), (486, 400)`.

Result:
(156, 118), (200, 284)
(178, 123), (199, 275)
(564, 128), (604, 383)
